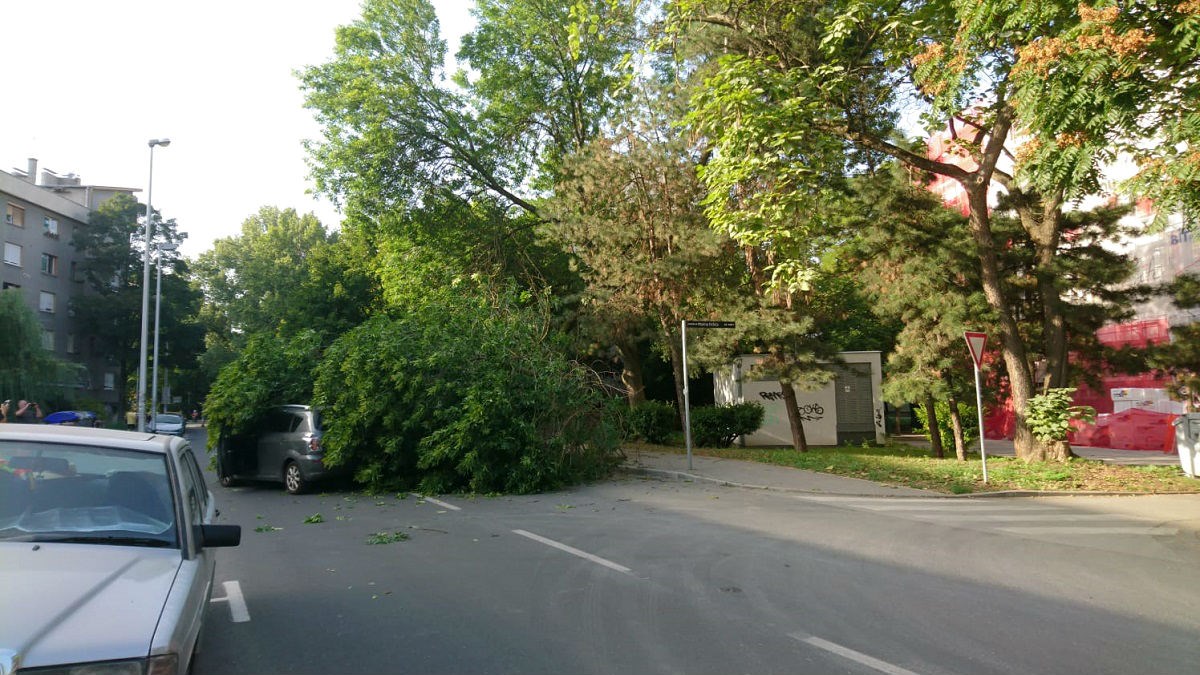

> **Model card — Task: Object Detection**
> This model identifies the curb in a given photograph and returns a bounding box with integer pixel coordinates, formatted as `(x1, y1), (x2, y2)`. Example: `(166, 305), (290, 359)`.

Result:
(616, 465), (935, 498)
(616, 465), (1199, 499)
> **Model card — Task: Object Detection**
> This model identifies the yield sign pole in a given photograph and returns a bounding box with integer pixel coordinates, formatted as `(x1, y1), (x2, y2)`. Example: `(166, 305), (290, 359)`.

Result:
(964, 331), (989, 483)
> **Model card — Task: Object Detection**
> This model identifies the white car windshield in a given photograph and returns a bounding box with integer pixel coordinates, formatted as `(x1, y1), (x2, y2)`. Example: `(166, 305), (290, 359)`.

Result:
(154, 414), (183, 426)
(0, 442), (177, 547)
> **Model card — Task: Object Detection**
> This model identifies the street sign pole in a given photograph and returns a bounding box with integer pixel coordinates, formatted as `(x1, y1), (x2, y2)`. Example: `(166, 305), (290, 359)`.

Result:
(964, 331), (989, 484)
(681, 320), (736, 471)
(681, 320), (693, 470)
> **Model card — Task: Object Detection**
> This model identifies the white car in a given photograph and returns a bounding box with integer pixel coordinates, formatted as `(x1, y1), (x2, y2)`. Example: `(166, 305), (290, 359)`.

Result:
(0, 425), (240, 674)
(150, 413), (186, 437)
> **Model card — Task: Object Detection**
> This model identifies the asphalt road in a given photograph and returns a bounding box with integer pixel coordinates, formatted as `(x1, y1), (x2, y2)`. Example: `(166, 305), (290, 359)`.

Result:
(190, 428), (1200, 675)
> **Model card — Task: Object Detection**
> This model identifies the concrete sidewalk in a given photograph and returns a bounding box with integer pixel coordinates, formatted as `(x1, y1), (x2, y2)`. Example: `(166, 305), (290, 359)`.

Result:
(620, 440), (1193, 498)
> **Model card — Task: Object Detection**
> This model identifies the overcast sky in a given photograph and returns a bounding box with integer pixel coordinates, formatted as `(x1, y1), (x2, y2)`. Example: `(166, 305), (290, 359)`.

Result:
(1, 0), (475, 258)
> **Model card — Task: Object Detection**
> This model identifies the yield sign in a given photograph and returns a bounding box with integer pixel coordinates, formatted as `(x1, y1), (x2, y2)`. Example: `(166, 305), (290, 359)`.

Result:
(964, 331), (987, 368)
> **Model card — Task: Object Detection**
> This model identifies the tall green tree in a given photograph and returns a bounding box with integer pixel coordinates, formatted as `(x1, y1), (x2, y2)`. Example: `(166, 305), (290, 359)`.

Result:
(1011, 1), (1200, 218)
(193, 206), (371, 342)
(672, 0), (1136, 461)
(300, 0), (639, 217)
(71, 193), (196, 411)
(543, 93), (738, 413)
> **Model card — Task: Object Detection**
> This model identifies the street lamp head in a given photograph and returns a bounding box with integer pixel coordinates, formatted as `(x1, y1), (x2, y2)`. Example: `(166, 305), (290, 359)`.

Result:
(148, 138), (171, 148)
(157, 242), (179, 252)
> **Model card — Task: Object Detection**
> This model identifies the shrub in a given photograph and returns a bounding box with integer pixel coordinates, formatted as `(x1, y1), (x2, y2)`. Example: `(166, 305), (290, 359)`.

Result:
(1026, 388), (1096, 442)
(627, 400), (677, 444)
(913, 399), (979, 449)
(690, 402), (765, 448)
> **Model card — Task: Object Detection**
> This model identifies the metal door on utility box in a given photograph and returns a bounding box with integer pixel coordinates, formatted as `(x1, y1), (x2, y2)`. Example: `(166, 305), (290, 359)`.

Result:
(833, 363), (874, 444)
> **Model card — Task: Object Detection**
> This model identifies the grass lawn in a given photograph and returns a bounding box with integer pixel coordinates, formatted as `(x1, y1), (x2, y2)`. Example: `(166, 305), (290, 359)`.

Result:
(625, 440), (1198, 495)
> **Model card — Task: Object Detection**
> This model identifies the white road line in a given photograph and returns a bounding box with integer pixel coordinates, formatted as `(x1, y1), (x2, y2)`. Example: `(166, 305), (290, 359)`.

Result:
(791, 634), (926, 675)
(512, 529), (633, 575)
(998, 526), (1178, 536)
(412, 493), (462, 511)
(221, 580), (251, 622)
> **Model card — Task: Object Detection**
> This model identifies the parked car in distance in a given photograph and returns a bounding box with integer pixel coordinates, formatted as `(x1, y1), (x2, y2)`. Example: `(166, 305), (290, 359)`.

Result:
(0, 424), (241, 675)
(150, 413), (186, 437)
(216, 404), (339, 494)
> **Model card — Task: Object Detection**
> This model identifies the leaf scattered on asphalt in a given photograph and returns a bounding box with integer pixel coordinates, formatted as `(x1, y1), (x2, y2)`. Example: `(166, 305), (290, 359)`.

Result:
(303, 513), (324, 524)
(366, 531), (410, 545)
(254, 525), (282, 533)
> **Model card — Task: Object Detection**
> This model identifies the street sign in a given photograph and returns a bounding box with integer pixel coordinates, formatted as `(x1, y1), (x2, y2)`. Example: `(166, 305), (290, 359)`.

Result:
(685, 320), (736, 328)
(963, 330), (989, 483)
(964, 331), (987, 368)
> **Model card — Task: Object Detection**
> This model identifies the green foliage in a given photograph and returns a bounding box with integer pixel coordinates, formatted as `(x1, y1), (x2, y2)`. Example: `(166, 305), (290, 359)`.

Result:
(627, 400), (677, 444)
(690, 402), (765, 448)
(203, 330), (324, 446)
(313, 290), (621, 495)
(913, 399), (979, 450)
(0, 291), (79, 404)
(193, 207), (369, 341)
(1025, 388), (1096, 443)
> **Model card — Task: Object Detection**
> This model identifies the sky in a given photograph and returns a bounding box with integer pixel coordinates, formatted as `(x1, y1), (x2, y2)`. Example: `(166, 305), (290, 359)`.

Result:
(1, 0), (476, 258)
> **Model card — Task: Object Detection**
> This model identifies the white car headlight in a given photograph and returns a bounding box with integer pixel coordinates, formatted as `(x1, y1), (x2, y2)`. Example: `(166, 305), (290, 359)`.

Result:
(20, 654), (177, 675)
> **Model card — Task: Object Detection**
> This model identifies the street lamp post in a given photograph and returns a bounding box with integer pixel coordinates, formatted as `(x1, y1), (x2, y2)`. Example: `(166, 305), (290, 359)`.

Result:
(137, 138), (170, 433)
(150, 242), (179, 425)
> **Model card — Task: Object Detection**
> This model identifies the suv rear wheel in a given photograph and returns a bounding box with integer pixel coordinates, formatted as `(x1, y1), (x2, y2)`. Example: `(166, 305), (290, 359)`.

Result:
(284, 461), (307, 494)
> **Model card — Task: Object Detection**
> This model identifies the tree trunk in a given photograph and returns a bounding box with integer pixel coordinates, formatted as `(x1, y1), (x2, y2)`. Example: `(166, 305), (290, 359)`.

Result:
(923, 394), (943, 459)
(946, 394), (967, 461)
(1047, 439), (1075, 462)
(1015, 189), (1070, 389)
(615, 339), (646, 407)
(780, 381), (809, 453)
(964, 184), (1051, 462)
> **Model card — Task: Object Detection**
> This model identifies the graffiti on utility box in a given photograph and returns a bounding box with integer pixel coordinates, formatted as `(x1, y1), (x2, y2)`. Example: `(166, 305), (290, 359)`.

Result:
(757, 392), (825, 421)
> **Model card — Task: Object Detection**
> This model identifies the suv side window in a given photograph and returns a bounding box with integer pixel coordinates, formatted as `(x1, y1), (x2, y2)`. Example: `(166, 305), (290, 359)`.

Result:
(288, 412), (304, 433)
(265, 409), (293, 433)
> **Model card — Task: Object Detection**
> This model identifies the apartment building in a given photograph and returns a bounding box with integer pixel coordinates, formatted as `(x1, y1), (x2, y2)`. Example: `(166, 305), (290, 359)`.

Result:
(1, 158), (138, 411)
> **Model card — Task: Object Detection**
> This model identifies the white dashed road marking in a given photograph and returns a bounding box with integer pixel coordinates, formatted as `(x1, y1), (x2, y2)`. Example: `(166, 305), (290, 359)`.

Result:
(512, 529), (634, 575)
(412, 494), (462, 511)
(792, 634), (927, 675)
(210, 580), (251, 622)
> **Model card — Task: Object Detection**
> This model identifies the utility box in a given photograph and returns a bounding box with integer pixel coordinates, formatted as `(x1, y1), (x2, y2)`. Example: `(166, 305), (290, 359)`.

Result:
(1175, 413), (1200, 478)
(714, 351), (885, 447)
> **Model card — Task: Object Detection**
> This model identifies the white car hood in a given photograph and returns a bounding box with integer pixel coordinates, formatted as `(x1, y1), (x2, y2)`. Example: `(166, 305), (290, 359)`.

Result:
(0, 543), (181, 670)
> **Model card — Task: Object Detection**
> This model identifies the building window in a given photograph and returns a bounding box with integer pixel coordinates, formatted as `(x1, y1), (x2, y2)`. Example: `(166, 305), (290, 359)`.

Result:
(1150, 248), (1164, 280)
(41, 253), (58, 276)
(66, 333), (77, 354)
(5, 204), (24, 228)
(41, 329), (55, 351)
(39, 291), (55, 313)
(43, 217), (59, 237)
(3, 242), (20, 266)
(70, 261), (83, 282)
(104, 372), (116, 391)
